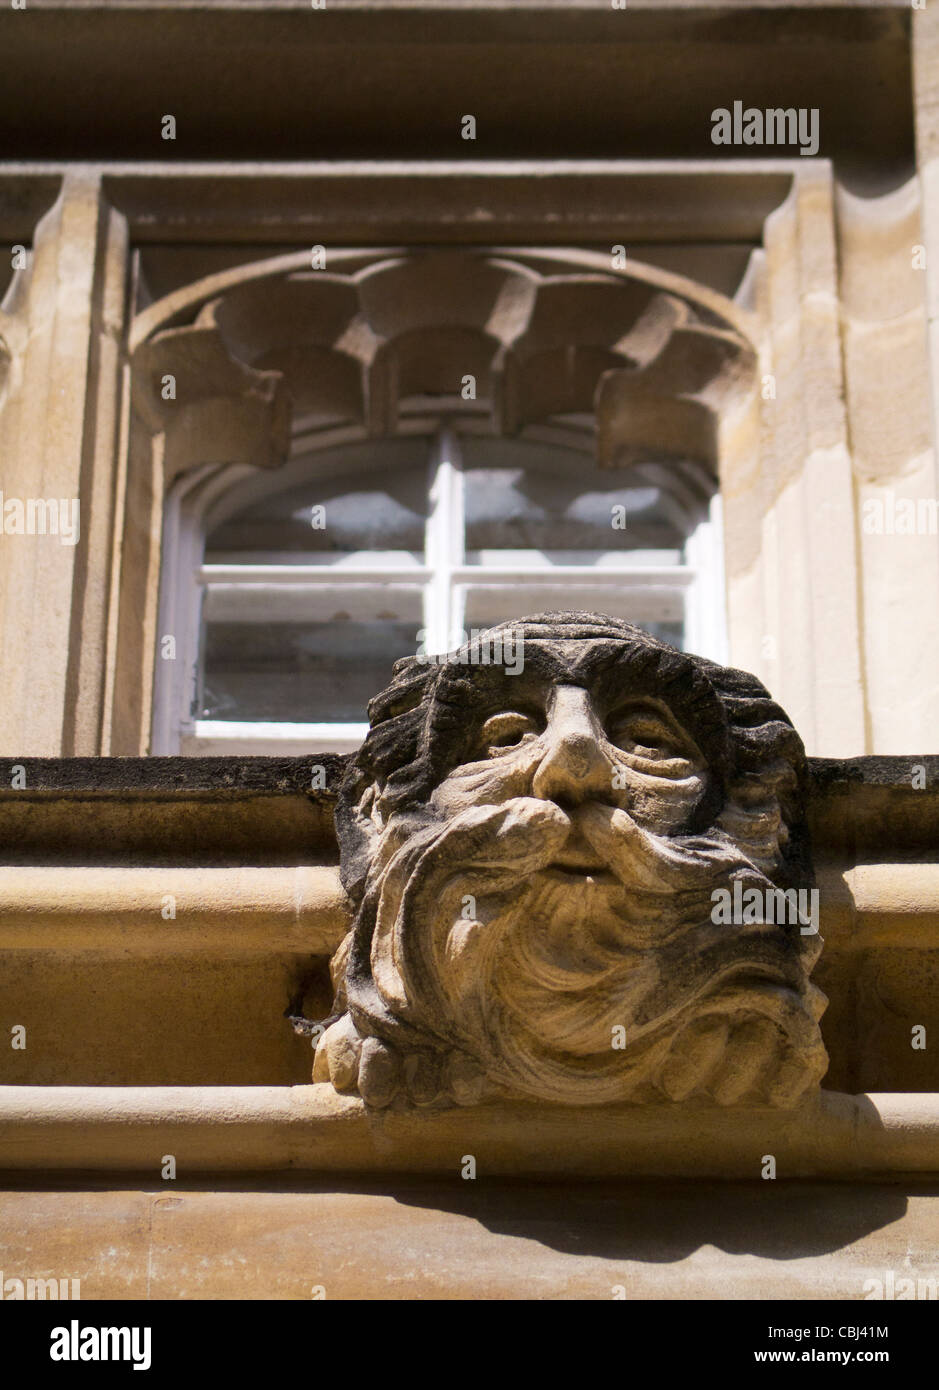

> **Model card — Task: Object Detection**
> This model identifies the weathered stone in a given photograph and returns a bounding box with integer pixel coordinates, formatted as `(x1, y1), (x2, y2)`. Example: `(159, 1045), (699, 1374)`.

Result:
(356, 1036), (401, 1109)
(315, 612), (828, 1109)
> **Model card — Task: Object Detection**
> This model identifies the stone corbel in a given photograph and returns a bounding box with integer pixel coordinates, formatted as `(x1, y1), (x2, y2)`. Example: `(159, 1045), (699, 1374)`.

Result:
(594, 310), (757, 471)
(314, 612), (829, 1114)
(131, 299), (292, 487)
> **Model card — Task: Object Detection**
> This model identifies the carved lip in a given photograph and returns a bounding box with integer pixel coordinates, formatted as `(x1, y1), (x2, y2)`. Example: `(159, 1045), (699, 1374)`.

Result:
(538, 864), (620, 886)
(545, 825), (607, 873)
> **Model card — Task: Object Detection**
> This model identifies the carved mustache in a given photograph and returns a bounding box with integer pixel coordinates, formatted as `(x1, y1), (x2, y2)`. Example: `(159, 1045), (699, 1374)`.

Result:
(366, 796), (778, 1018)
(410, 793), (758, 896)
(576, 802), (757, 893)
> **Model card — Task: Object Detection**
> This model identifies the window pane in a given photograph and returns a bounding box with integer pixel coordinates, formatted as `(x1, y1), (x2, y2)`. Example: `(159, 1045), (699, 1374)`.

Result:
(205, 440), (429, 559)
(199, 616), (421, 722)
(460, 584), (685, 650)
(198, 583), (423, 722)
(461, 436), (687, 559)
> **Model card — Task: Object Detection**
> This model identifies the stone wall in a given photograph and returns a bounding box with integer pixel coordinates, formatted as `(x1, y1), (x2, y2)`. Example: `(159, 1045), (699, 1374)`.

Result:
(0, 1), (937, 1303)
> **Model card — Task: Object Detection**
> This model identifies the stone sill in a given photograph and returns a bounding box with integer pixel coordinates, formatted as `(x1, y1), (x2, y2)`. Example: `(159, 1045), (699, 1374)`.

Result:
(2, 1086), (938, 1180)
(1, 754), (937, 858)
(0, 755), (347, 800)
(2, 752), (933, 796)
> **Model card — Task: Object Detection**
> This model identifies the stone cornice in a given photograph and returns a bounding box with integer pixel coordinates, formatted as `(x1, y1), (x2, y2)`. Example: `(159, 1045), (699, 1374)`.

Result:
(2, 752), (936, 819)
(1, 1085), (937, 1180)
(0, 7), (911, 175)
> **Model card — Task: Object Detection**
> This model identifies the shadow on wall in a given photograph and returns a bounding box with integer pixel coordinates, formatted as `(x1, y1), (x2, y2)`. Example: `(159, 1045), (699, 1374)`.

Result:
(33, 1171), (905, 1265)
(385, 1177), (909, 1264)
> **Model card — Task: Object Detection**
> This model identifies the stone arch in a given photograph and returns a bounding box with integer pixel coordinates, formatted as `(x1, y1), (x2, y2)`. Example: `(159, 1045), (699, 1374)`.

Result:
(118, 246), (759, 753)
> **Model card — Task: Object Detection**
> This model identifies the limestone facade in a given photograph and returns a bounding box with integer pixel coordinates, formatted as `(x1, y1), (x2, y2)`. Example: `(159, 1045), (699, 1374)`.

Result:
(0, 1), (938, 1300)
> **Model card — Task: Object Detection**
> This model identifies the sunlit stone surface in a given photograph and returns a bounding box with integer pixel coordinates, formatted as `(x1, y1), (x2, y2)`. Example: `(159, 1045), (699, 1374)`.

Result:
(315, 613), (828, 1108)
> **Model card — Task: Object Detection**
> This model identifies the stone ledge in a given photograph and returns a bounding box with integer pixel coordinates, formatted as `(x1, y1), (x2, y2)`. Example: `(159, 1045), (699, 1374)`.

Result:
(1, 862), (938, 958)
(2, 752), (936, 797)
(0, 1180), (927, 1301)
(0, 866), (348, 954)
(0, 755), (346, 800)
(1, 755), (936, 857)
(2, 1085), (938, 1180)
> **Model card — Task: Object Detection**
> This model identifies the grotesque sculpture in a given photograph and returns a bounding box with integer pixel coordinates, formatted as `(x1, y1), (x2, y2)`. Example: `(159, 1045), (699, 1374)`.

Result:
(313, 613), (827, 1109)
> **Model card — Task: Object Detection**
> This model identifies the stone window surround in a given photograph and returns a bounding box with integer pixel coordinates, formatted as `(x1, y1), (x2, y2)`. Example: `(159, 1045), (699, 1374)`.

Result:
(139, 233), (750, 754)
(2, 157), (932, 760)
(162, 422), (725, 757)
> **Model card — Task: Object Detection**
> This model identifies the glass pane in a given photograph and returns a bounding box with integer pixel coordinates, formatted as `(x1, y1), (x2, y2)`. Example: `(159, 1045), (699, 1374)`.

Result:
(205, 440), (429, 559)
(460, 585), (685, 650)
(461, 436), (688, 559)
(198, 582), (423, 722)
(199, 617), (421, 722)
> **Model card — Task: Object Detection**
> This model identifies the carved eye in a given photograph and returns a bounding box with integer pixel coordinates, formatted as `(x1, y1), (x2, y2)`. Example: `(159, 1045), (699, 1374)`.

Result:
(479, 711), (541, 753)
(606, 708), (685, 763)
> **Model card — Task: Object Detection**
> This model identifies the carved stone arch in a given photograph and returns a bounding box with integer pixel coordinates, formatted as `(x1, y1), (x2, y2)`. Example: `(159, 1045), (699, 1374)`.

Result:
(130, 246), (758, 475)
(120, 246), (759, 753)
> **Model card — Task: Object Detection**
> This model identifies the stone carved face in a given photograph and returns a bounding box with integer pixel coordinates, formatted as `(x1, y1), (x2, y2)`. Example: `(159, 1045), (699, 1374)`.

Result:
(314, 614), (828, 1109)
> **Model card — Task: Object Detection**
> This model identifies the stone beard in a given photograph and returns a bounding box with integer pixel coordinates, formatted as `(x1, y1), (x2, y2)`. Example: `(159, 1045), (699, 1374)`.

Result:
(314, 614), (828, 1109)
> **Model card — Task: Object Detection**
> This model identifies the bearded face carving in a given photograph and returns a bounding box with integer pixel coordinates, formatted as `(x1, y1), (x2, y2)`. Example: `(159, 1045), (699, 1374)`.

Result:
(313, 614), (828, 1109)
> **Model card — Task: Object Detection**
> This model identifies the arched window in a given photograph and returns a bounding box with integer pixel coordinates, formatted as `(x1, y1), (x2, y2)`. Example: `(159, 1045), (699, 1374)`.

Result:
(144, 245), (753, 755)
(154, 421), (724, 754)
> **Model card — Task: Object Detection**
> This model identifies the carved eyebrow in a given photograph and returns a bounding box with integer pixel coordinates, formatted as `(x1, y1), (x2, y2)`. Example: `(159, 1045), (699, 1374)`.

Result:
(604, 698), (705, 759)
(474, 700), (547, 730)
(479, 710), (543, 743)
(452, 666), (547, 706)
(607, 697), (678, 722)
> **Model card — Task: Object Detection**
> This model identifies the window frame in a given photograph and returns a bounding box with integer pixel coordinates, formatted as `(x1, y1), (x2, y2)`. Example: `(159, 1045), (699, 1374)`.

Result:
(154, 419), (726, 755)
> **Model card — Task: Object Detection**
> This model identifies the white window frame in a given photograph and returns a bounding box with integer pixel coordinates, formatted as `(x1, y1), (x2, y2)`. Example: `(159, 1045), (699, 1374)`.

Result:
(153, 423), (726, 755)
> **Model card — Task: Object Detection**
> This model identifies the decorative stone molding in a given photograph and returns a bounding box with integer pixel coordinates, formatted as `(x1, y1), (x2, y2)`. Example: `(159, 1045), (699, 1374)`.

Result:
(131, 247), (756, 475)
(1, 1087), (937, 1182)
(131, 304), (292, 486)
(314, 612), (828, 1110)
(0, 751), (934, 1094)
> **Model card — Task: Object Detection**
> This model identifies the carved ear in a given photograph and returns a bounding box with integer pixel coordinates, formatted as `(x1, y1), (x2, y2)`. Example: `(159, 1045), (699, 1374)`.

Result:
(357, 778), (388, 838)
(335, 769), (386, 904)
(336, 658), (437, 904)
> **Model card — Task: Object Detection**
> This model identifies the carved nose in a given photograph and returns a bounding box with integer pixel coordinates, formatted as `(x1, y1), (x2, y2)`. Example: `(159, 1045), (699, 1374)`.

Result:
(531, 686), (613, 807)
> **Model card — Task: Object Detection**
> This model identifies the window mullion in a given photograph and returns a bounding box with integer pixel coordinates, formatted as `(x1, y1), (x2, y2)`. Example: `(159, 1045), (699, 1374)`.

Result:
(684, 492), (728, 663)
(425, 426), (465, 653)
